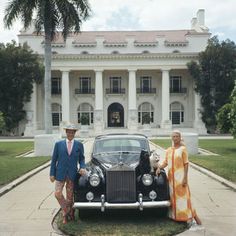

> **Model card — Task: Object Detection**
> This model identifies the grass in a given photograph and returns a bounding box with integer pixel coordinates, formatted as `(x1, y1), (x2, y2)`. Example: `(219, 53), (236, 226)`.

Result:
(151, 139), (236, 183)
(0, 141), (50, 186)
(58, 209), (187, 236)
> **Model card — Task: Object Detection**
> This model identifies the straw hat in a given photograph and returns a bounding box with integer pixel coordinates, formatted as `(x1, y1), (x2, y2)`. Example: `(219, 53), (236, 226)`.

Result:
(63, 123), (78, 131)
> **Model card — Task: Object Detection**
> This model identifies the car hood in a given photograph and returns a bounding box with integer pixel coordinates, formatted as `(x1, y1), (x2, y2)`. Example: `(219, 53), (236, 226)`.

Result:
(92, 152), (140, 169)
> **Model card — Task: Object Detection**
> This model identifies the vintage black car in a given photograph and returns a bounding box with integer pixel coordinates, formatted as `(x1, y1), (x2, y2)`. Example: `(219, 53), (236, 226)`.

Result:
(73, 134), (170, 215)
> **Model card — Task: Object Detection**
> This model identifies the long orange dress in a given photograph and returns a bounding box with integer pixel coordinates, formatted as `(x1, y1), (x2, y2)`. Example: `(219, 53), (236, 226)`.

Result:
(162, 145), (196, 222)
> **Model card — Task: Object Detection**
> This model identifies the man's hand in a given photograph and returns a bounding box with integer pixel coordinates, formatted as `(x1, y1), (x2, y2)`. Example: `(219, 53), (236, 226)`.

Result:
(50, 176), (55, 183)
(79, 168), (86, 176)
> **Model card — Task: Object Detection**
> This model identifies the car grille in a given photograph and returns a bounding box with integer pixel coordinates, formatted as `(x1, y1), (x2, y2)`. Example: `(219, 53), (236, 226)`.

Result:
(106, 165), (136, 203)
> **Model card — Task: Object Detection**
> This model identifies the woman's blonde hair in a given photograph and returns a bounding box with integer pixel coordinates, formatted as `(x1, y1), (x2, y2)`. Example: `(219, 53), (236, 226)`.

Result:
(171, 130), (185, 146)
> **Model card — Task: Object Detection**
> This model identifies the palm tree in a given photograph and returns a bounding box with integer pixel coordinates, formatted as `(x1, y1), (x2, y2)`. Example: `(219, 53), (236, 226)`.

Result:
(4, 0), (91, 134)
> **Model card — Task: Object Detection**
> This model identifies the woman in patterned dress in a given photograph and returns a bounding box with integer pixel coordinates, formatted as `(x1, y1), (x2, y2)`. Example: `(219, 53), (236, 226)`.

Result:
(156, 130), (202, 225)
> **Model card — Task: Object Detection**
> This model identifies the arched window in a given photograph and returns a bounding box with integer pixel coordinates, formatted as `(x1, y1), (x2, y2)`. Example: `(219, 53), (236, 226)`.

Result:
(77, 103), (93, 125)
(170, 102), (184, 125)
(138, 102), (154, 124)
(51, 103), (62, 126)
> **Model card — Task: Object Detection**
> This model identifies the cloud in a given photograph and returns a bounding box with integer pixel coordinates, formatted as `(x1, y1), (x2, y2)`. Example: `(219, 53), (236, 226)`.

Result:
(105, 7), (141, 30)
(1, 0), (236, 43)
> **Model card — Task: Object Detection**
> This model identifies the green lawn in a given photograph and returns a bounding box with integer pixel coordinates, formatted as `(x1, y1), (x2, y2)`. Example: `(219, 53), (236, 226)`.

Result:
(0, 141), (50, 186)
(151, 139), (236, 183)
(58, 209), (187, 236)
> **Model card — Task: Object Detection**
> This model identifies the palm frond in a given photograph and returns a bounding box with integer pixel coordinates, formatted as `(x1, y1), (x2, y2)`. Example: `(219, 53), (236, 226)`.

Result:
(4, 0), (37, 29)
(55, 0), (91, 40)
(4, 0), (91, 41)
(4, 0), (24, 28)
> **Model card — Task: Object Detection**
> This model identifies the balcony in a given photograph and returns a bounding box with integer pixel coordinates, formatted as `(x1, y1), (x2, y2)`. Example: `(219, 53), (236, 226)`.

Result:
(106, 88), (126, 94)
(170, 87), (187, 94)
(75, 88), (95, 94)
(137, 88), (156, 94)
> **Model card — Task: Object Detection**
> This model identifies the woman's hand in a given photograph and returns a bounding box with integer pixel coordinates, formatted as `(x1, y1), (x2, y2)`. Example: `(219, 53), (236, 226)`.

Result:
(155, 164), (161, 175)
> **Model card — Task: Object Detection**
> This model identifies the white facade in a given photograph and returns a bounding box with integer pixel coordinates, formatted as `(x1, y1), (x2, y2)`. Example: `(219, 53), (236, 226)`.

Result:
(20, 10), (210, 137)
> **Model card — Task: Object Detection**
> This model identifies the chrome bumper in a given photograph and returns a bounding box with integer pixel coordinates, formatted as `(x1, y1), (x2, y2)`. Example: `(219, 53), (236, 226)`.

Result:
(73, 194), (170, 211)
(73, 200), (170, 210)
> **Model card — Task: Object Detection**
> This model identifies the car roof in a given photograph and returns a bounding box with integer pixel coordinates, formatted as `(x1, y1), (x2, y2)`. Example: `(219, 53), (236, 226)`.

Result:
(95, 133), (148, 140)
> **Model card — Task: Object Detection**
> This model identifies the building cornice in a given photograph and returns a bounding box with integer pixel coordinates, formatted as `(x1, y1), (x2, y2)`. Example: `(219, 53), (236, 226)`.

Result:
(48, 52), (199, 60)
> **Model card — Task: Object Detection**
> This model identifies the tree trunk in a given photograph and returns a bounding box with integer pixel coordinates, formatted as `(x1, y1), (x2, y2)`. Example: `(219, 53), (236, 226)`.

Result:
(44, 34), (52, 134)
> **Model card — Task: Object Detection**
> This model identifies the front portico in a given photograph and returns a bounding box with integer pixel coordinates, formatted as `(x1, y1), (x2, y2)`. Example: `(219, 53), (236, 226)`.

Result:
(24, 65), (206, 137)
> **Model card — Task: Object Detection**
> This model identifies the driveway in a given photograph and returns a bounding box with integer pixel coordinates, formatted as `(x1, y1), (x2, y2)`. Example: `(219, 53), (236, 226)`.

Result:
(0, 138), (235, 235)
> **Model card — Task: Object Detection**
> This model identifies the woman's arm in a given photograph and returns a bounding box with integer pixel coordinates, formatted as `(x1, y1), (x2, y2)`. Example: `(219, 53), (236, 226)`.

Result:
(182, 146), (189, 187)
(182, 163), (188, 187)
(155, 150), (168, 175)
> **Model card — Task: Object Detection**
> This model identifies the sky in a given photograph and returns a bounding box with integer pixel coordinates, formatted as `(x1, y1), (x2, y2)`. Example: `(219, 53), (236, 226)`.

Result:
(0, 0), (236, 44)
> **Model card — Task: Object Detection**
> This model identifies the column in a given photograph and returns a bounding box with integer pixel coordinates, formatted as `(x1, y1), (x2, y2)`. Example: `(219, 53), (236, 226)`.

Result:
(95, 70), (103, 110)
(24, 82), (37, 136)
(194, 92), (207, 134)
(94, 70), (104, 135)
(32, 82), (37, 129)
(128, 69), (138, 131)
(61, 71), (70, 123)
(161, 70), (171, 129)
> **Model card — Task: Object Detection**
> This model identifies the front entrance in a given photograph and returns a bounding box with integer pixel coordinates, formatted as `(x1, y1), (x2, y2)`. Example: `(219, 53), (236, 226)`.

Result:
(108, 103), (124, 127)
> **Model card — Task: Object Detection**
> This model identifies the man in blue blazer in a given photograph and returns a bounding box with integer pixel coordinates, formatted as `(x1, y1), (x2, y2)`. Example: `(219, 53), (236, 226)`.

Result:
(50, 124), (86, 224)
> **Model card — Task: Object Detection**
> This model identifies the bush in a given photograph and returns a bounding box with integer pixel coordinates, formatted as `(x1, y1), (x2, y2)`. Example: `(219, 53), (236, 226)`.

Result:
(216, 103), (232, 133)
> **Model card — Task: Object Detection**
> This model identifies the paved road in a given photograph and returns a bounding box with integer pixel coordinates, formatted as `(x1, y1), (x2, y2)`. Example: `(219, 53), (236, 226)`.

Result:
(0, 139), (235, 235)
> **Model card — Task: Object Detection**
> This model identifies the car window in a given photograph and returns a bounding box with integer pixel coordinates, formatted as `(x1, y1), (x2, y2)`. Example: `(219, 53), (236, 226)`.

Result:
(94, 138), (148, 154)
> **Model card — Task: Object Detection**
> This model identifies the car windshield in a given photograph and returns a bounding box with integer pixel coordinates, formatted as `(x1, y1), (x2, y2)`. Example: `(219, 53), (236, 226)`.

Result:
(93, 137), (149, 165)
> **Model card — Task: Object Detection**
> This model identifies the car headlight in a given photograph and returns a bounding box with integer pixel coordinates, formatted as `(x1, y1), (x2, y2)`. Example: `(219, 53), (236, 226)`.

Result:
(89, 173), (100, 187)
(142, 174), (153, 186)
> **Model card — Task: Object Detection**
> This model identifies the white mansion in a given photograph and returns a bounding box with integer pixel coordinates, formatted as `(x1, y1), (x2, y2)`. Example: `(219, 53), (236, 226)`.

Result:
(20, 9), (210, 137)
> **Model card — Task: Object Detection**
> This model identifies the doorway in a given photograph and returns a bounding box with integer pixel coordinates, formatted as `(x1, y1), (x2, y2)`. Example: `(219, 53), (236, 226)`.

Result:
(107, 103), (124, 127)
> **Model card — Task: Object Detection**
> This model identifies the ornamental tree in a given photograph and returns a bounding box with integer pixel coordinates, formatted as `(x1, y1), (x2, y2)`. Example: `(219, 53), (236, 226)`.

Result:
(187, 36), (236, 133)
(0, 41), (44, 133)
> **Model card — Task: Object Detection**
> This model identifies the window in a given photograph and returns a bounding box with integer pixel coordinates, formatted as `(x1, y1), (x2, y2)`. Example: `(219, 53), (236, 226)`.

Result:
(140, 76), (152, 93)
(51, 103), (62, 126)
(80, 77), (91, 94)
(77, 103), (94, 125)
(110, 77), (121, 93)
(170, 76), (182, 93)
(51, 77), (61, 94)
(138, 102), (154, 124)
(170, 102), (184, 125)
(111, 51), (119, 54)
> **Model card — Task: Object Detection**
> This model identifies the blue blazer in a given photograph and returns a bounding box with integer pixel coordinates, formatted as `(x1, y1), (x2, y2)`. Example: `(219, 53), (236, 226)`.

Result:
(50, 139), (86, 182)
